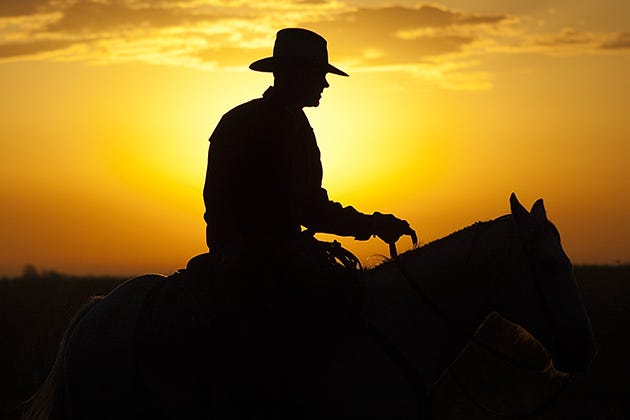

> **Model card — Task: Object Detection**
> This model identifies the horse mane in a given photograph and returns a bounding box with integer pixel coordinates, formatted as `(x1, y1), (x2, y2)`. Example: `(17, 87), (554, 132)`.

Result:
(420, 215), (512, 251)
(418, 220), (489, 250)
(366, 215), (512, 270)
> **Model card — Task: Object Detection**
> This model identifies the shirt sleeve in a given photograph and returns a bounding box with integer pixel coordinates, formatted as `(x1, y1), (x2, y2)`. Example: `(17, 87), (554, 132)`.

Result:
(298, 187), (375, 240)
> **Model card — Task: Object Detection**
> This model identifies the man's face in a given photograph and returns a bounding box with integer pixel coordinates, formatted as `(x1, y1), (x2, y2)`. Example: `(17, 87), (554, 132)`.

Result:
(275, 65), (330, 107)
(299, 68), (329, 107)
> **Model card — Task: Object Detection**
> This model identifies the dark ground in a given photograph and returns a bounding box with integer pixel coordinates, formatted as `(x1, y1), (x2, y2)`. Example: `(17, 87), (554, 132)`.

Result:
(1, 265), (628, 419)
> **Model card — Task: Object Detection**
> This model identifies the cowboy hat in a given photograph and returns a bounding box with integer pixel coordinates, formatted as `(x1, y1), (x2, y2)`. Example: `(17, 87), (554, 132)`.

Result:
(249, 28), (348, 77)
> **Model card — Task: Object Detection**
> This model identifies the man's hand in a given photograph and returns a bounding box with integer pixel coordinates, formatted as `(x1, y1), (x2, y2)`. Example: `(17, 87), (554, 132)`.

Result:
(372, 212), (413, 244)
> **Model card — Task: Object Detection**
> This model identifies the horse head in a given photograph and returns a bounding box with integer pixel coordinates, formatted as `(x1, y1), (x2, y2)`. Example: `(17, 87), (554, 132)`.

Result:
(491, 193), (596, 373)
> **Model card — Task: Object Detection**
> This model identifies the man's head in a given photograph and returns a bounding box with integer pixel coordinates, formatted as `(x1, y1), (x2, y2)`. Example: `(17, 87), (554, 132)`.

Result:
(249, 28), (347, 107)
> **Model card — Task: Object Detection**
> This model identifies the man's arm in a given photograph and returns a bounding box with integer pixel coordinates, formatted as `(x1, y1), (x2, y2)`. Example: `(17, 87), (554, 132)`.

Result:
(296, 187), (413, 244)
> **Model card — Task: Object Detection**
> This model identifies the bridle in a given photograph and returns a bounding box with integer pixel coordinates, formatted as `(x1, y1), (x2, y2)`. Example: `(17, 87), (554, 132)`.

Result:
(387, 220), (571, 418)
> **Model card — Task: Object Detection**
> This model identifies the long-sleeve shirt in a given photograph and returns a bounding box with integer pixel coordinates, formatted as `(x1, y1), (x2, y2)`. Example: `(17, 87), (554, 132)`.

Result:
(203, 87), (374, 251)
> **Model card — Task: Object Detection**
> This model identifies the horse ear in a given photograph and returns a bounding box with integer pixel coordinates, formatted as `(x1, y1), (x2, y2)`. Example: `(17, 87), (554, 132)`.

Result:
(510, 193), (529, 220)
(510, 192), (537, 237)
(531, 198), (547, 221)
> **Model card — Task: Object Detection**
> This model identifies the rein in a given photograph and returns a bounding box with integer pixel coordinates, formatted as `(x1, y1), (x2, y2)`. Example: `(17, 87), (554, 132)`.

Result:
(388, 222), (570, 418)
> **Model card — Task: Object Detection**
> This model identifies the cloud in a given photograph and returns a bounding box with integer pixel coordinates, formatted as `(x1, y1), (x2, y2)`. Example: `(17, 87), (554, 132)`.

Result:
(601, 32), (630, 50)
(0, 0), (52, 18)
(0, 39), (75, 59)
(44, 0), (225, 33)
(531, 28), (597, 48)
(479, 27), (620, 56)
(303, 5), (509, 66)
(0, 0), (246, 64)
(294, 0), (330, 4)
(348, 5), (506, 29)
(1, 1), (629, 91)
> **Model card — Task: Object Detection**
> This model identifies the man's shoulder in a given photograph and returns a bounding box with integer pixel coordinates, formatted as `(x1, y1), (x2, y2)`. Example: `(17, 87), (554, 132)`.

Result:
(222, 97), (267, 120)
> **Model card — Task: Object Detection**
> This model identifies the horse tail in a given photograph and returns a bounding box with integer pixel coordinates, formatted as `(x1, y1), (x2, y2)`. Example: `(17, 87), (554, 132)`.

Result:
(22, 296), (104, 420)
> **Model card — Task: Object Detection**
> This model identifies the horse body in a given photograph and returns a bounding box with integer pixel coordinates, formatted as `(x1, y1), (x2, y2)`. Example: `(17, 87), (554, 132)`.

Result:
(24, 195), (596, 419)
(363, 225), (493, 391)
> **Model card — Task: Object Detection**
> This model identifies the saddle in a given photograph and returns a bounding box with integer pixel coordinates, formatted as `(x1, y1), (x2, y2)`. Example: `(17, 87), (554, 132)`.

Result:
(135, 240), (363, 370)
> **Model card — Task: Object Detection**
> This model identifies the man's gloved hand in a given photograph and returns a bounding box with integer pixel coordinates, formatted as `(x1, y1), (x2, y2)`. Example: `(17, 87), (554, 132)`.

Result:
(371, 212), (413, 244)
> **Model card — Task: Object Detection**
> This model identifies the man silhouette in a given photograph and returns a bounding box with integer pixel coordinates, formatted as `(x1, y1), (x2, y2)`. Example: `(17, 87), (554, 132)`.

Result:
(202, 28), (415, 417)
(203, 28), (412, 260)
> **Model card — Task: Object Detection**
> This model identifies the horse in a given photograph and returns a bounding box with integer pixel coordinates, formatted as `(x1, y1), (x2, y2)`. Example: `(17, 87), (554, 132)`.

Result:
(23, 194), (596, 419)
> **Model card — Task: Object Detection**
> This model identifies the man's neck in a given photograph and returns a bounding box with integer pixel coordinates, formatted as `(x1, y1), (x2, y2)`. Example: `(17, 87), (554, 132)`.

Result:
(264, 86), (304, 110)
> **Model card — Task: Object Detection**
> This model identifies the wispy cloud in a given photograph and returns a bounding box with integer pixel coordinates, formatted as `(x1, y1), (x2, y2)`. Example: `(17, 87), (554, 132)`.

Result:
(0, 38), (75, 58)
(44, 1), (223, 33)
(302, 5), (508, 65)
(0, 1), (628, 90)
(0, 0), (52, 18)
(601, 32), (630, 50)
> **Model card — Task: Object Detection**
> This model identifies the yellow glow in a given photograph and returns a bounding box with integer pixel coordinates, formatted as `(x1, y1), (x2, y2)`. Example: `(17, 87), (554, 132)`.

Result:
(1, 2), (629, 276)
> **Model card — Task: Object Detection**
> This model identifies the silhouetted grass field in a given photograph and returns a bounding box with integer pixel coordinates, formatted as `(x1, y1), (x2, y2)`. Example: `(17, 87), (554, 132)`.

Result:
(1, 265), (628, 419)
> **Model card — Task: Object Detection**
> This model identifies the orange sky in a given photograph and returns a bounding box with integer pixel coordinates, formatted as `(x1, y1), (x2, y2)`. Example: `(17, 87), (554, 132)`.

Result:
(1, 1), (629, 276)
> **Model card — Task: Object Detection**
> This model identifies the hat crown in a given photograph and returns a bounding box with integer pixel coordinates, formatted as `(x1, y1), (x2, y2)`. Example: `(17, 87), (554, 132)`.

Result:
(273, 28), (328, 63)
(249, 28), (348, 76)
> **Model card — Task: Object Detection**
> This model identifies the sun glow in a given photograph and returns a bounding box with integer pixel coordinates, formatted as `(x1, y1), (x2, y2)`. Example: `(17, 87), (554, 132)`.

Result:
(1, 1), (629, 276)
(308, 72), (445, 199)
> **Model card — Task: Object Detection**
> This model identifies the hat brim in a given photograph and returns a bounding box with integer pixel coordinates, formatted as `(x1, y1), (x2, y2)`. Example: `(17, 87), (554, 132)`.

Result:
(249, 57), (349, 77)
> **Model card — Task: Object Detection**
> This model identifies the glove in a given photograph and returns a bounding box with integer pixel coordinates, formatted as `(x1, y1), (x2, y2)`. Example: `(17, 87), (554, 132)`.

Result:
(371, 212), (413, 244)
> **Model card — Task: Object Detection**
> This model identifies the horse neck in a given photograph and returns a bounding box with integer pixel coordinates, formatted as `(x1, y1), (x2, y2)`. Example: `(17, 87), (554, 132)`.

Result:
(365, 220), (503, 387)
